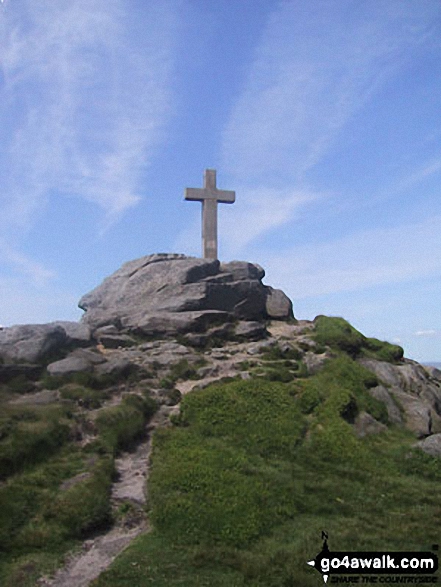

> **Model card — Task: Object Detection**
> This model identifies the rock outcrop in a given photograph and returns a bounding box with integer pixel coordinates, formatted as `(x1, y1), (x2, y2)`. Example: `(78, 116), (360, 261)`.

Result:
(2, 253), (441, 462)
(78, 254), (293, 336)
(359, 358), (441, 438)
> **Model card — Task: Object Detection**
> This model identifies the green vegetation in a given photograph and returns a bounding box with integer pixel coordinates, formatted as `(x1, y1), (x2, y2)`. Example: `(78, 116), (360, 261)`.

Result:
(60, 384), (110, 408)
(95, 394), (157, 454)
(251, 344), (307, 382)
(41, 365), (138, 391)
(159, 358), (207, 389)
(0, 404), (71, 480)
(313, 316), (404, 362)
(0, 380), (157, 587)
(0, 315), (436, 586)
(93, 355), (440, 586)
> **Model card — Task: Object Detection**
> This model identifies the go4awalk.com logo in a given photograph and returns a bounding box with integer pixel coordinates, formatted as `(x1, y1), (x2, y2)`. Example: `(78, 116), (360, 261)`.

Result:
(307, 532), (439, 584)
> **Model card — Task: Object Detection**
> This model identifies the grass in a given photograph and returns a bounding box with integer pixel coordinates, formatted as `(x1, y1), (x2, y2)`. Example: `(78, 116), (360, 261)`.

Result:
(313, 316), (404, 362)
(94, 394), (157, 455)
(92, 355), (440, 586)
(41, 367), (137, 391)
(0, 381), (158, 586)
(0, 314), (437, 586)
(60, 384), (110, 408)
(159, 359), (208, 389)
(0, 404), (72, 480)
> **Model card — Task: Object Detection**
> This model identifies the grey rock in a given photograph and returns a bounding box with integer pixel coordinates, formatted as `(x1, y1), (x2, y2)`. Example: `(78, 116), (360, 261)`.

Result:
(368, 385), (403, 425)
(265, 287), (294, 319)
(139, 341), (161, 351)
(416, 434), (441, 458)
(78, 254), (293, 335)
(69, 348), (107, 365)
(181, 333), (208, 348)
(47, 356), (94, 377)
(95, 357), (134, 378)
(354, 411), (387, 438)
(0, 323), (67, 363)
(196, 365), (219, 378)
(246, 340), (277, 355)
(359, 358), (441, 436)
(154, 342), (190, 355)
(136, 310), (230, 337)
(389, 389), (432, 438)
(94, 325), (120, 337)
(53, 321), (91, 346)
(219, 261), (265, 281)
(303, 352), (329, 375)
(424, 365), (441, 382)
(234, 321), (267, 340)
(182, 323), (235, 347)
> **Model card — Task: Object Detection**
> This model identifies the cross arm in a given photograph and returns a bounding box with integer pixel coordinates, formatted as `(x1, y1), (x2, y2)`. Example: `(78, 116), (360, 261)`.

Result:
(184, 188), (235, 203)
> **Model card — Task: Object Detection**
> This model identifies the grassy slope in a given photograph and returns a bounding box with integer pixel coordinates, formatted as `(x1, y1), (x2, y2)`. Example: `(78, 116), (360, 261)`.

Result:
(93, 351), (441, 587)
(0, 378), (156, 587)
(0, 317), (438, 586)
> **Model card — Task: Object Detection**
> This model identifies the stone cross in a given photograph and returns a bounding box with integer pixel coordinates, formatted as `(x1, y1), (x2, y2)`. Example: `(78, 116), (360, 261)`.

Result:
(185, 169), (235, 259)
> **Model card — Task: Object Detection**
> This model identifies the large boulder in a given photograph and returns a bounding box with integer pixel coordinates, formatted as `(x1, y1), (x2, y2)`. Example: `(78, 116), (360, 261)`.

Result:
(0, 323), (67, 363)
(78, 254), (293, 336)
(417, 434), (441, 458)
(359, 358), (441, 436)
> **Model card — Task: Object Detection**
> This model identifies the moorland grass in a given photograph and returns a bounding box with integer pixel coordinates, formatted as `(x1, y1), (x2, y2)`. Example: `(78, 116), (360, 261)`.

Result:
(0, 404), (71, 480)
(313, 316), (404, 362)
(95, 394), (157, 455)
(93, 356), (440, 587)
(0, 386), (157, 587)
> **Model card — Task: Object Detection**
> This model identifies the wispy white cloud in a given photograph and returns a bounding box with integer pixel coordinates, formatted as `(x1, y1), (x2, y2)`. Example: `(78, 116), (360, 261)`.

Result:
(390, 155), (441, 196)
(222, 0), (440, 182)
(415, 329), (438, 337)
(220, 186), (319, 256)
(0, 0), (179, 236)
(0, 238), (54, 286)
(258, 214), (441, 299)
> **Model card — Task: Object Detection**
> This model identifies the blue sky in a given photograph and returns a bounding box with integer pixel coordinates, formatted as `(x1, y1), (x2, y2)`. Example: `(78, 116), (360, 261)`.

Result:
(1, 0), (441, 363)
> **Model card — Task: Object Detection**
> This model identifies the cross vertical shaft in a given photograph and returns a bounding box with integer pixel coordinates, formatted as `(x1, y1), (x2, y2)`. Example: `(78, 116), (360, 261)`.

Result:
(185, 169), (235, 260)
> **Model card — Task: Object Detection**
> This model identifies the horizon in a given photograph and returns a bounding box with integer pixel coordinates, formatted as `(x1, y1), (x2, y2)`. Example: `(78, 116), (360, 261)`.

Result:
(1, 0), (440, 363)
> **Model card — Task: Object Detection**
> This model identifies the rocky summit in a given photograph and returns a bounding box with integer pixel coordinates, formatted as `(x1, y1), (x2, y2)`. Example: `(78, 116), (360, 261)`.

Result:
(78, 254), (293, 338)
(1, 253), (441, 462)
(1, 255), (441, 585)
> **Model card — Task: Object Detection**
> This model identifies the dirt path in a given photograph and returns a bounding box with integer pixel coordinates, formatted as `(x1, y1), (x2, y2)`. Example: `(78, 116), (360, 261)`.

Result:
(38, 405), (177, 587)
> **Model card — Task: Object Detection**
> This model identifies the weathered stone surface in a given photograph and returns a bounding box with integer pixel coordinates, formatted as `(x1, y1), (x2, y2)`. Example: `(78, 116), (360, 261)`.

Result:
(78, 254), (293, 335)
(0, 323), (67, 363)
(234, 321), (267, 340)
(95, 357), (134, 378)
(246, 340), (277, 355)
(391, 390), (433, 438)
(219, 261), (265, 281)
(47, 356), (94, 377)
(69, 348), (107, 365)
(303, 351), (329, 375)
(416, 434), (441, 458)
(367, 385), (403, 425)
(354, 411), (387, 438)
(53, 321), (91, 346)
(265, 287), (294, 319)
(359, 358), (441, 436)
